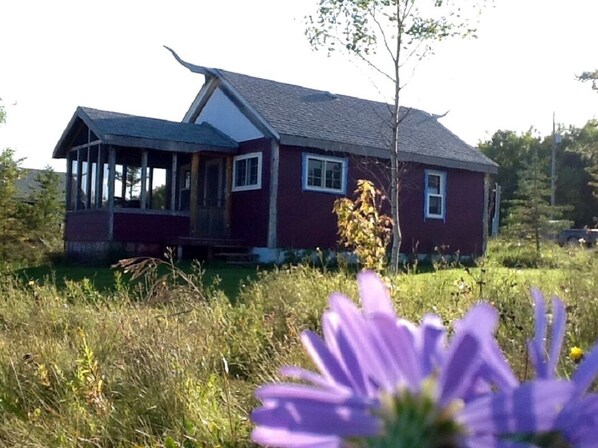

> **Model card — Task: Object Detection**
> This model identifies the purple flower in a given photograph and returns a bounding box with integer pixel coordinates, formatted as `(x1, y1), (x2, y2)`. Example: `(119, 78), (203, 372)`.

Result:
(251, 272), (566, 447)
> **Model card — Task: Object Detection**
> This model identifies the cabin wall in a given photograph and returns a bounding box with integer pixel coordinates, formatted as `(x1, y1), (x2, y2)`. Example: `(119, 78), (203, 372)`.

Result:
(397, 164), (485, 257)
(275, 145), (486, 257)
(112, 212), (190, 243)
(230, 138), (271, 247)
(64, 209), (190, 262)
(276, 146), (347, 250)
(65, 210), (110, 241)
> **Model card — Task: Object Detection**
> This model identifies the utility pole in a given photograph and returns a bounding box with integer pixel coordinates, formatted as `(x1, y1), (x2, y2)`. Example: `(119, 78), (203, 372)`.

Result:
(551, 112), (557, 207)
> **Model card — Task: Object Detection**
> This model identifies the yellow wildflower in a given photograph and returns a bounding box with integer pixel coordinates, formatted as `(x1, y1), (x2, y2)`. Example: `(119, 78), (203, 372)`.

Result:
(570, 346), (584, 363)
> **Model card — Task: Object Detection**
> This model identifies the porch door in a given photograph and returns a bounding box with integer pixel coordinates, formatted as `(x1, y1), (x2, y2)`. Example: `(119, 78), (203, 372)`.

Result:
(197, 158), (226, 238)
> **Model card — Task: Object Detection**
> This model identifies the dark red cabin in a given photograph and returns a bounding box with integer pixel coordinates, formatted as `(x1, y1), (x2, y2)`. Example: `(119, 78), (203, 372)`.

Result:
(53, 52), (497, 263)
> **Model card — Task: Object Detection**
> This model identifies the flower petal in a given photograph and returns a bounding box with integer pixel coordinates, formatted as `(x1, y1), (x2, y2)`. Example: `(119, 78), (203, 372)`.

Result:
(459, 380), (574, 434)
(252, 385), (380, 437)
(300, 330), (353, 389)
(251, 427), (342, 448)
(370, 313), (422, 391)
(439, 333), (482, 406)
(321, 311), (370, 396)
(357, 270), (395, 317)
(329, 292), (394, 392)
(547, 297), (566, 377)
(528, 289), (548, 378)
(572, 341), (598, 396)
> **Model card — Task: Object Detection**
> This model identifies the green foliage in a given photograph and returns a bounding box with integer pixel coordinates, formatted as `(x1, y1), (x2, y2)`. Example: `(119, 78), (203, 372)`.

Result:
(22, 167), (64, 254)
(0, 106), (65, 266)
(567, 119), (598, 201)
(306, 0), (482, 61)
(0, 148), (27, 265)
(479, 125), (598, 228)
(333, 179), (392, 271)
(578, 69), (598, 91)
(504, 152), (570, 253)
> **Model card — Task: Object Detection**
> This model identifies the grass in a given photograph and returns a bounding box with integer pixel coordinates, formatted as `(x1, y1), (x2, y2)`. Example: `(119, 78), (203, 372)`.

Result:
(15, 260), (262, 300)
(0, 238), (597, 446)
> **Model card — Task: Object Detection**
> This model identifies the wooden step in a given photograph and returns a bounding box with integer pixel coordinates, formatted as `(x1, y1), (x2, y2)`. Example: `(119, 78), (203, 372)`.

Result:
(214, 251), (258, 264)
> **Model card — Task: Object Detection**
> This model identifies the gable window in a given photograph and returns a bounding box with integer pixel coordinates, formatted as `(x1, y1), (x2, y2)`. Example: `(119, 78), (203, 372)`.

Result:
(303, 153), (347, 194)
(424, 170), (446, 219)
(232, 152), (262, 192)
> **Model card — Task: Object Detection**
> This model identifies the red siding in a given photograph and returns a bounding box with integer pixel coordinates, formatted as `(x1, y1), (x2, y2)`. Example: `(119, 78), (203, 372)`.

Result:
(65, 210), (110, 242)
(230, 139), (271, 247)
(277, 147), (344, 249)
(276, 145), (486, 256)
(398, 166), (485, 256)
(113, 212), (190, 243)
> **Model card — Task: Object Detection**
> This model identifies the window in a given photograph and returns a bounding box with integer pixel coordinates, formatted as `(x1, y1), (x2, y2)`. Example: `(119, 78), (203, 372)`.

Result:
(303, 153), (347, 194)
(424, 170), (446, 219)
(233, 152), (262, 191)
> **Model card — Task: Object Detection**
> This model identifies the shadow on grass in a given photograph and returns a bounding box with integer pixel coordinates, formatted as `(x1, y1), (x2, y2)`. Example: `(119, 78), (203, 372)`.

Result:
(14, 260), (264, 301)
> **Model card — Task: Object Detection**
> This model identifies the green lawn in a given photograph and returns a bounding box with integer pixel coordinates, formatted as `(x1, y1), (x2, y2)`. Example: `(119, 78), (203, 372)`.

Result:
(15, 260), (263, 300)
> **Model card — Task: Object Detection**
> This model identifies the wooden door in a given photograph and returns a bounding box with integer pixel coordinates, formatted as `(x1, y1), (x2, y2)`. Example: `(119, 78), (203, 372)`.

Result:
(197, 158), (226, 238)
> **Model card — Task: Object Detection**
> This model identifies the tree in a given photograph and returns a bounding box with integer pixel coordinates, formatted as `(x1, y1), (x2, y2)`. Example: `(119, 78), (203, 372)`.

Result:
(505, 152), (570, 253)
(567, 120), (598, 201)
(578, 70), (598, 91)
(24, 167), (64, 251)
(306, 0), (486, 272)
(478, 129), (540, 205)
(479, 126), (595, 228)
(333, 179), (392, 272)
(0, 148), (26, 262)
(115, 166), (142, 200)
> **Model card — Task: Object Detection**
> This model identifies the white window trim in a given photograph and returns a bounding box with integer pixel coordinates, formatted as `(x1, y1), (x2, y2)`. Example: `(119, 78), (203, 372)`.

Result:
(302, 153), (348, 194)
(232, 152), (262, 192)
(424, 169), (447, 220)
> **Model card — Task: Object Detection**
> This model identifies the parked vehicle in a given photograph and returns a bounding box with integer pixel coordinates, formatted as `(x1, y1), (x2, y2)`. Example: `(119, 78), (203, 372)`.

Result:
(556, 228), (598, 246)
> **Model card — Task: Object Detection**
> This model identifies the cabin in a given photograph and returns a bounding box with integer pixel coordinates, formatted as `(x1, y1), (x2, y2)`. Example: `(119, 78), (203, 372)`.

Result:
(52, 51), (497, 263)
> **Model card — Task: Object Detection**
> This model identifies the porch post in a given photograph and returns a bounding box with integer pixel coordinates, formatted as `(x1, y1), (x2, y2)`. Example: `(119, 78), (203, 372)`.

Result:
(65, 151), (73, 211)
(140, 150), (148, 209)
(121, 166), (127, 199)
(170, 153), (178, 211)
(75, 148), (83, 210)
(267, 140), (280, 248)
(482, 173), (490, 255)
(190, 152), (200, 236)
(107, 146), (116, 241)
(95, 144), (103, 208)
(224, 155), (233, 236)
(85, 146), (92, 209)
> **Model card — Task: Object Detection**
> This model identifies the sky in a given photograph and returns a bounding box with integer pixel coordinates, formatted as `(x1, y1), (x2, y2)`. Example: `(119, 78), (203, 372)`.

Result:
(0, 0), (597, 171)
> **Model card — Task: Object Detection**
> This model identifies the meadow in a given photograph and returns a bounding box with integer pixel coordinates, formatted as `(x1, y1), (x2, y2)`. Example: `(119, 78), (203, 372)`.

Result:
(0, 239), (597, 447)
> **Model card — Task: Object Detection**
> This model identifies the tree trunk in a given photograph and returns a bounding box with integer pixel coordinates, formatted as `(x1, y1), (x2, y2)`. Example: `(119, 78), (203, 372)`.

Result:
(389, 4), (402, 273)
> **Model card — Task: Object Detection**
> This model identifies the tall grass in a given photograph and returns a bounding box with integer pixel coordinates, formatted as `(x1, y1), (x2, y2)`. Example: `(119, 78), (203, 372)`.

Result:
(0, 239), (597, 446)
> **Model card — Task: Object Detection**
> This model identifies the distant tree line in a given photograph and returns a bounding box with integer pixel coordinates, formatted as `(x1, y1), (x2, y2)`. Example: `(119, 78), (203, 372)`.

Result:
(479, 119), (598, 236)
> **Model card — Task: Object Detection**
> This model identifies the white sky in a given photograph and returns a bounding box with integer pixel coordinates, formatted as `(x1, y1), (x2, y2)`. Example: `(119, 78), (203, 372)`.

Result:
(0, 0), (597, 171)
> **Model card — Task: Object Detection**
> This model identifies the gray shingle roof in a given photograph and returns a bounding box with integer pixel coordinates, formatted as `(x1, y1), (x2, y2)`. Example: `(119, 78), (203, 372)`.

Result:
(53, 106), (238, 158)
(215, 69), (497, 173)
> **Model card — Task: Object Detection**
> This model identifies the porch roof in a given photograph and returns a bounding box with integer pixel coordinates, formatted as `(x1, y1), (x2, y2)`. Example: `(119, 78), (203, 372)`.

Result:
(53, 106), (238, 158)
